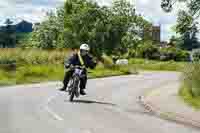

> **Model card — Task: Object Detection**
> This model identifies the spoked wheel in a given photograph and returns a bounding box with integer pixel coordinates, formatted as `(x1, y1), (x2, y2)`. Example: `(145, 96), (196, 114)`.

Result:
(69, 76), (79, 102)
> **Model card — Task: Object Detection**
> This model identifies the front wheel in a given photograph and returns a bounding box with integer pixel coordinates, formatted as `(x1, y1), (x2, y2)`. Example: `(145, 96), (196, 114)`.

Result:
(69, 76), (79, 102)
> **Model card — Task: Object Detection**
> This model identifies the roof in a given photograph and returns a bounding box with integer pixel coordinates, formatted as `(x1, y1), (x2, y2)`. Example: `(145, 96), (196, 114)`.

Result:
(0, 18), (32, 26)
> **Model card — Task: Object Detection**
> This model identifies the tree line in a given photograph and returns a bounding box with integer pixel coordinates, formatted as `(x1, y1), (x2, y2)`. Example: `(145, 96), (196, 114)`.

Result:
(15, 0), (200, 61)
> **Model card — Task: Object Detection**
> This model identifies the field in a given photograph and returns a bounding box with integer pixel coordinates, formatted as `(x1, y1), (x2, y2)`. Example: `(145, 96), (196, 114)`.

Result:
(0, 48), (190, 86)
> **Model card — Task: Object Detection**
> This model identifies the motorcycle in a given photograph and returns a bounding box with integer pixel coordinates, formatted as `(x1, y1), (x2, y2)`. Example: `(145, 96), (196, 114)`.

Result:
(67, 66), (86, 102)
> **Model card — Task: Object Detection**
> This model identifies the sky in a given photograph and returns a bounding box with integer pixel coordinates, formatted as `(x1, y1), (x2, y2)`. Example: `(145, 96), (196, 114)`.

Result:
(0, 0), (199, 41)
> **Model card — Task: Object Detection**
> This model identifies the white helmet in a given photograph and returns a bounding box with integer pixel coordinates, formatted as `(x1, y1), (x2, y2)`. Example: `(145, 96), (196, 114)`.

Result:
(80, 43), (90, 51)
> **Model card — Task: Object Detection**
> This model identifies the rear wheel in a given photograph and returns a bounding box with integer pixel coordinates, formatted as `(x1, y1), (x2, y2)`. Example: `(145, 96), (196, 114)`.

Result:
(69, 91), (75, 102)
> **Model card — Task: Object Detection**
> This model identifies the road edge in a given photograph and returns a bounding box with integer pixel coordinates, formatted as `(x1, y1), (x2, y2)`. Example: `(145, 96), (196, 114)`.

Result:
(139, 92), (200, 129)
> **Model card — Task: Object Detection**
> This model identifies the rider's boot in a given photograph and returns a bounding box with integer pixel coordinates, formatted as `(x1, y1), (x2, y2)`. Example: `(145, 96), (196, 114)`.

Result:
(80, 89), (86, 95)
(59, 87), (66, 91)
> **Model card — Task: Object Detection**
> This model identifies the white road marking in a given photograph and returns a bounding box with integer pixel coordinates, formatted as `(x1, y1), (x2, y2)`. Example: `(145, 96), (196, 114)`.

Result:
(39, 92), (65, 121)
(44, 106), (64, 121)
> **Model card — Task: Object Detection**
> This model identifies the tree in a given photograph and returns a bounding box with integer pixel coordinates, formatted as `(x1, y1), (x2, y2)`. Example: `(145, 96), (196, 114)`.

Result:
(161, 0), (200, 47)
(24, 0), (150, 59)
(25, 8), (65, 48)
(170, 10), (200, 50)
(161, 0), (200, 17)
(176, 17), (200, 51)
(1, 19), (16, 48)
(63, 0), (142, 57)
(168, 35), (177, 47)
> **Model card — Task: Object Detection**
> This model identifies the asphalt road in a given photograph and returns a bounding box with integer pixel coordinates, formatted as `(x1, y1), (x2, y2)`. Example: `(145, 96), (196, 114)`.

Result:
(0, 71), (199, 133)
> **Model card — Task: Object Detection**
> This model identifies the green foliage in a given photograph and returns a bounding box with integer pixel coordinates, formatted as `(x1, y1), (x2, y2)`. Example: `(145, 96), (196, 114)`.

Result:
(24, 8), (65, 48)
(0, 19), (16, 48)
(137, 41), (160, 59)
(22, 0), (149, 58)
(162, 1), (200, 51)
(16, 33), (31, 47)
(175, 11), (194, 34)
(171, 11), (200, 51)
(159, 47), (190, 61)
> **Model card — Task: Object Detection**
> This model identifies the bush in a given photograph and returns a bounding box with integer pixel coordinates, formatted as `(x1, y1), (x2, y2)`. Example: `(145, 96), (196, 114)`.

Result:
(137, 42), (160, 60)
(159, 47), (190, 61)
(175, 49), (190, 61)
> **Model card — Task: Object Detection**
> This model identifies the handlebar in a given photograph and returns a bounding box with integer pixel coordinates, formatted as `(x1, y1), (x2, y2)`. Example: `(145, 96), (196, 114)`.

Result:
(70, 65), (85, 70)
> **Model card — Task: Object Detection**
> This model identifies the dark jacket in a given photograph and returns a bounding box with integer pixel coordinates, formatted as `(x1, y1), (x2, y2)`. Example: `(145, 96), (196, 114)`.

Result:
(64, 53), (96, 69)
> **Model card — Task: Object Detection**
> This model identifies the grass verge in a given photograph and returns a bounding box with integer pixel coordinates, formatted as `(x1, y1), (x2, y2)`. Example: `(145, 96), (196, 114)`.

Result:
(179, 86), (200, 110)
(14, 64), (138, 85)
(129, 58), (186, 71)
(0, 65), (16, 86)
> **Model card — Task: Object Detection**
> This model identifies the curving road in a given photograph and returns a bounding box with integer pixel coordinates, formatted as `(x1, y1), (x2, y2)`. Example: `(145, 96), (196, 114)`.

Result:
(0, 71), (199, 133)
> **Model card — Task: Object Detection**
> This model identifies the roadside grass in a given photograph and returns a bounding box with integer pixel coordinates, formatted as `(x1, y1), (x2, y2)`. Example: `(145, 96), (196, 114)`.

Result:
(16, 65), (64, 84)
(179, 63), (200, 109)
(0, 48), (16, 64)
(0, 65), (16, 86)
(16, 48), (72, 65)
(129, 58), (186, 72)
(15, 64), (138, 85)
(179, 86), (200, 110)
(0, 48), (188, 86)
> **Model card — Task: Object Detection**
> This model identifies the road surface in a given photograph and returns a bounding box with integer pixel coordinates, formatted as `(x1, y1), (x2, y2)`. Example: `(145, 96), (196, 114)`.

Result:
(0, 71), (199, 133)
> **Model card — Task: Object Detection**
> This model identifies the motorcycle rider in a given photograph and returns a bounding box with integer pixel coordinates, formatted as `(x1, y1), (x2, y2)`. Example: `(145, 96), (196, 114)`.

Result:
(59, 44), (97, 95)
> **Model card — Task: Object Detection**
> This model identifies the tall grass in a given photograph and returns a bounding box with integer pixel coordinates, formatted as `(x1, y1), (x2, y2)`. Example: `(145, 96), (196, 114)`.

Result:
(16, 48), (72, 65)
(179, 62), (200, 109)
(16, 65), (64, 84)
(129, 58), (186, 71)
(0, 48), (16, 64)
(182, 63), (200, 97)
(0, 65), (16, 86)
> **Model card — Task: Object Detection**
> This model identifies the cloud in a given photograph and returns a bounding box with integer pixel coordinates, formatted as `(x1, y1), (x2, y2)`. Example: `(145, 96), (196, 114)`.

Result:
(0, 0), (65, 24)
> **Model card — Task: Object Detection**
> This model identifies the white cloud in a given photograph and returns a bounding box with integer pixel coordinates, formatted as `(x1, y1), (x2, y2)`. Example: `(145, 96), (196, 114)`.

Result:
(0, 0), (65, 24)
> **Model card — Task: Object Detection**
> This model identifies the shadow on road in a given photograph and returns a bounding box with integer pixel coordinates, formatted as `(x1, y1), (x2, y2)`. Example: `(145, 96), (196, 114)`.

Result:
(70, 99), (116, 106)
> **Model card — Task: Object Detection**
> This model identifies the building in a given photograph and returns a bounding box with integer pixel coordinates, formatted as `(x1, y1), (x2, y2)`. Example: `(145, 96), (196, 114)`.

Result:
(15, 20), (33, 33)
(0, 19), (33, 33)
(152, 26), (161, 43)
(142, 25), (161, 43)
(0, 19), (33, 48)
